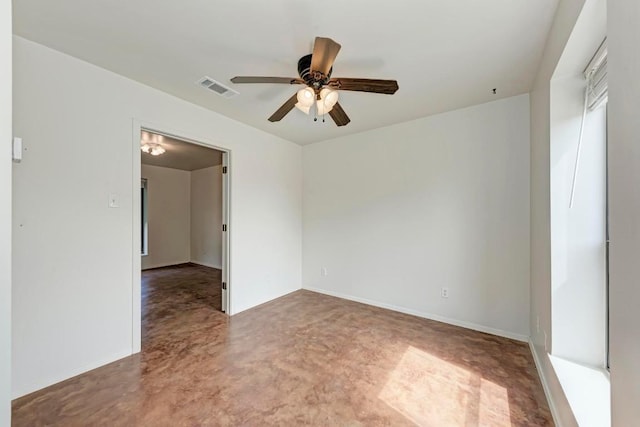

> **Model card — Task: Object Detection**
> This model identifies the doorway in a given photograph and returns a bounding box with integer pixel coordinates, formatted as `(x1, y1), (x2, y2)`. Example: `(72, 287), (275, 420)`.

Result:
(132, 124), (230, 352)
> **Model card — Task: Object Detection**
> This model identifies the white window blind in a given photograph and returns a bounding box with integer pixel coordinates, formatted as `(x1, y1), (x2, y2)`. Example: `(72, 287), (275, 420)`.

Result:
(584, 38), (608, 110)
(570, 38), (608, 208)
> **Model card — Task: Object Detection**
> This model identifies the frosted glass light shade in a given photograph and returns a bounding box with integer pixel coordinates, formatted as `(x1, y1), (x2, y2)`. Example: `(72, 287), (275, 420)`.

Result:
(141, 142), (165, 156)
(316, 99), (334, 115)
(320, 88), (339, 108)
(296, 87), (315, 107)
(150, 145), (166, 156)
(295, 102), (311, 114)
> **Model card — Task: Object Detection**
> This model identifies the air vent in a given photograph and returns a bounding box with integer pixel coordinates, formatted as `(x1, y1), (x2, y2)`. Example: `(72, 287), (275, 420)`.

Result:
(196, 76), (239, 99)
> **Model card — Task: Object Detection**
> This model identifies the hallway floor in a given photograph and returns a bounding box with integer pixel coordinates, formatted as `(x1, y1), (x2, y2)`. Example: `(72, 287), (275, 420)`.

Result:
(12, 267), (552, 426)
(142, 263), (223, 339)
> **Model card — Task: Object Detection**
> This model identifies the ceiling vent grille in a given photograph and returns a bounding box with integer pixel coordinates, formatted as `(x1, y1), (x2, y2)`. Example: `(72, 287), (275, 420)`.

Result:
(196, 76), (239, 99)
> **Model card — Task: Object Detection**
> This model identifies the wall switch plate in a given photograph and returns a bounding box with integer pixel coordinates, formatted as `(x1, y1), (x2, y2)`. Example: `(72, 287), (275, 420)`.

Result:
(12, 137), (22, 162)
(109, 193), (119, 208)
(441, 287), (449, 298)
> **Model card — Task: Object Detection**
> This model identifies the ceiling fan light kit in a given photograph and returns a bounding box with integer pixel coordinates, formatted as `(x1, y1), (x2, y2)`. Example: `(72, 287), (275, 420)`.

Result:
(295, 87), (315, 114)
(295, 86), (339, 116)
(320, 88), (339, 107)
(230, 37), (399, 127)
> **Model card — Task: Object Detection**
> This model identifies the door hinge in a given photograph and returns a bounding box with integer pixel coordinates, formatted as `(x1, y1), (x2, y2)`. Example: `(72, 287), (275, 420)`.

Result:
(222, 166), (227, 174)
(222, 224), (227, 232)
(222, 282), (227, 290)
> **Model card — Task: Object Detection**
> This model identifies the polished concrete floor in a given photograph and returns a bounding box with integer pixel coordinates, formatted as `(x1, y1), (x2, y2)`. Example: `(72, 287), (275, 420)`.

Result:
(12, 265), (552, 426)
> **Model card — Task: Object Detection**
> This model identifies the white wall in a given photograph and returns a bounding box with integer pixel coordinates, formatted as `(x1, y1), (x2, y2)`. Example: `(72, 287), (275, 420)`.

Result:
(141, 164), (191, 270)
(190, 165), (223, 269)
(607, 0), (640, 423)
(303, 94), (531, 340)
(141, 163), (223, 270)
(529, 0), (587, 425)
(12, 36), (302, 398)
(0, 0), (11, 423)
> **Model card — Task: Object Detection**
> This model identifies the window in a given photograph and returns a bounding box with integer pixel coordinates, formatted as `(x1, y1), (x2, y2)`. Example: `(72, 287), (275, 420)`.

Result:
(605, 104), (610, 370)
(584, 38), (609, 369)
(550, 36), (608, 369)
(549, 34), (610, 426)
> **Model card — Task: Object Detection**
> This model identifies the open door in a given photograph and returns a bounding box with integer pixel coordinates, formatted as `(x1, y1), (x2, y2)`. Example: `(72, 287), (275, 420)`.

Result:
(221, 152), (229, 313)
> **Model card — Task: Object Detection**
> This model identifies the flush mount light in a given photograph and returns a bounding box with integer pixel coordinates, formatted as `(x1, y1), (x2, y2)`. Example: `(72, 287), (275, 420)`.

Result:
(141, 142), (166, 156)
(140, 131), (166, 155)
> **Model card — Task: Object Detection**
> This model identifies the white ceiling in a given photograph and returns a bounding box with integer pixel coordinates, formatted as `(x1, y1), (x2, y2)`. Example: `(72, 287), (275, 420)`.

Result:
(141, 131), (223, 171)
(13, 0), (559, 145)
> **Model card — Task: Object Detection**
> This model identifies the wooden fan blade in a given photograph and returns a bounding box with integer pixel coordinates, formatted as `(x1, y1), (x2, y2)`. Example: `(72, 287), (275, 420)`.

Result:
(329, 78), (399, 94)
(231, 76), (304, 84)
(310, 37), (342, 76)
(268, 93), (298, 122)
(329, 102), (350, 127)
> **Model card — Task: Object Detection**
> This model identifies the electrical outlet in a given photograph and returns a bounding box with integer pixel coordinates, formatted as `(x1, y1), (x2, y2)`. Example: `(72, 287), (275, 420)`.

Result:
(440, 287), (449, 298)
(544, 331), (548, 352)
(536, 316), (540, 334)
(321, 267), (328, 277)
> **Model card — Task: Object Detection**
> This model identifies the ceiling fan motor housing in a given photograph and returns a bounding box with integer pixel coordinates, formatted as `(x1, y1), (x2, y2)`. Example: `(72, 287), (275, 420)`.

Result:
(298, 54), (332, 87)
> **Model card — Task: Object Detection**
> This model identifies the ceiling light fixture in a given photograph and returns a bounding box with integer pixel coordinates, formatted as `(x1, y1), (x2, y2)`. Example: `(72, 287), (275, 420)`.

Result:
(295, 87), (315, 114)
(294, 87), (339, 117)
(316, 88), (339, 116)
(141, 141), (166, 156)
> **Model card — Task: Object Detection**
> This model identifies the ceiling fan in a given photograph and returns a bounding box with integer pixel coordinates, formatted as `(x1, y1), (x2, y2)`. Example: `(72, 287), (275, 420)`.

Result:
(230, 37), (399, 127)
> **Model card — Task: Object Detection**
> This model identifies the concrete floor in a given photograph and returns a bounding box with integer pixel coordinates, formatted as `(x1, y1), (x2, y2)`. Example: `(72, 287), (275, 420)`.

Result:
(12, 264), (552, 426)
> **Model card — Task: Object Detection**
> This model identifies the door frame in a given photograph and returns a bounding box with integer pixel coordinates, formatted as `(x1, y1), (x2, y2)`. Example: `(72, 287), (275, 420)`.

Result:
(131, 119), (231, 353)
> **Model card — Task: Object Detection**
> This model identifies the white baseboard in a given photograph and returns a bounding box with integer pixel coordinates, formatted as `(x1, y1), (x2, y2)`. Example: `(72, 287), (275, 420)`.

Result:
(12, 348), (132, 400)
(189, 260), (222, 270)
(529, 339), (563, 427)
(141, 261), (190, 270)
(141, 261), (222, 271)
(303, 286), (529, 342)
